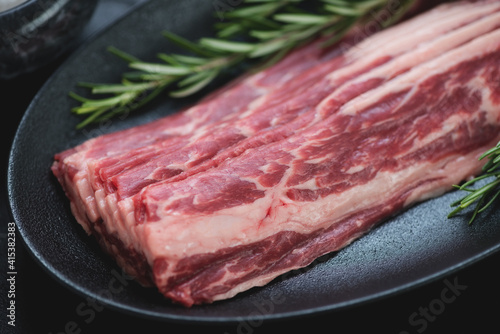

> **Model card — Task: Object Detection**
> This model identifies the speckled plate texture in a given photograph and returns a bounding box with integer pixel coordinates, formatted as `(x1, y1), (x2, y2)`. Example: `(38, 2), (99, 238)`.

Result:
(8, 0), (500, 323)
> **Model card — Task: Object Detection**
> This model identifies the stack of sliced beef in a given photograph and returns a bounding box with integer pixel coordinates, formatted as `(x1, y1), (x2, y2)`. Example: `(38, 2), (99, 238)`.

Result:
(52, 0), (500, 306)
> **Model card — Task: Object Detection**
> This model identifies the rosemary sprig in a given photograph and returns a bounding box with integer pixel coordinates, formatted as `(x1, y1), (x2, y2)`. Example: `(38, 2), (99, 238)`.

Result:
(448, 141), (500, 225)
(70, 0), (416, 128)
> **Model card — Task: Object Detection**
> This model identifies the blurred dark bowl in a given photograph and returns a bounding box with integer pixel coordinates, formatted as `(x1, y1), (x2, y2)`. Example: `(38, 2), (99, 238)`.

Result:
(0, 0), (98, 80)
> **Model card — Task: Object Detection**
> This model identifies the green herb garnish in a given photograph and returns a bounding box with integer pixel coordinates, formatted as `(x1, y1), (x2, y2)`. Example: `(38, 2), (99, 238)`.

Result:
(70, 0), (416, 129)
(449, 142), (500, 224)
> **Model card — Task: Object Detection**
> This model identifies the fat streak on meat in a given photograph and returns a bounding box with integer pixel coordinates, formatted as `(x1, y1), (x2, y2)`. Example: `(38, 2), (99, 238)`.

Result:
(52, 0), (500, 306)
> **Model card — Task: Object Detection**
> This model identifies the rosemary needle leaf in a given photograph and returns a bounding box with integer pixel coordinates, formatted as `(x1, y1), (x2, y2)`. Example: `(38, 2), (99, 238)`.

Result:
(324, 4), (363, 16)
(460, 182), (498, 206)
(71, 105), (99, 114)
(80, 94), (132, 108)
(457, 174), (495, 190)
(321, 0), (350, 5)
(76, 106), (110, 129)
(89, 82), (156, 94)
(121, 71), (150, 80)
(356, 0), (389, 11)
(170, 54), (209, 66)
(162, 31), (218, 57)
(479, 188), (500, 213)
(169, 69), (219, 98)
(68, 91), (90, 103)
(157, 53), (183, 66)
(216, 24), (245, 39)
(178, 70), (216, 87)
(480, 144), (500, 160)
(449, 142), (500, 224)
(129, 62), (192, 75)
(139, 73), (175, 81)
(252, 43), (294, 70)
(273, 13), (331, 25)
(241, 15), (283, 30)
(106, 45), (141, 63)
(225, 2), (283, 18)
(245, 0), (301, 3)
(249, 29), (283, 40)
(199, 38), (256, 53)
(249, 38), (289, 58)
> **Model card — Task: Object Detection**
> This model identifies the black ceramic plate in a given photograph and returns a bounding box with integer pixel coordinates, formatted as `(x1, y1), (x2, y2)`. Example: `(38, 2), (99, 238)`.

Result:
(8, 0), (500, 323)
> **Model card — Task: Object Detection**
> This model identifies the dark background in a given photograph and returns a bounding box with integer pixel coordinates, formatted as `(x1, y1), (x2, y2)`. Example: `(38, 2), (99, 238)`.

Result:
(1, 1), (500, 333)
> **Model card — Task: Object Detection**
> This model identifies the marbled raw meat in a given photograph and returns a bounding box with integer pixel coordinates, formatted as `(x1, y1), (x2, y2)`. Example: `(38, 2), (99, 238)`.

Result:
(52, 0), (500, 306)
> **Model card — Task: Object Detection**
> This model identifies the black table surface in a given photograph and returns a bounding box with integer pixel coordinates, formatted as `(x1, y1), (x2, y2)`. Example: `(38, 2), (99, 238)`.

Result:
(1, 1), (500, 333)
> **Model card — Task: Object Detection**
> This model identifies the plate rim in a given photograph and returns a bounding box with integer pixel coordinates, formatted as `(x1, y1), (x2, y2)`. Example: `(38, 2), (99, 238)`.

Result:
(7, 0), (500, 324)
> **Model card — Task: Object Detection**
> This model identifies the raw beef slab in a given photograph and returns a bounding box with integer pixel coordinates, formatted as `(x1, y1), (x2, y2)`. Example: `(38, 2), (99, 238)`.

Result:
(52, 0), (500, 306)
